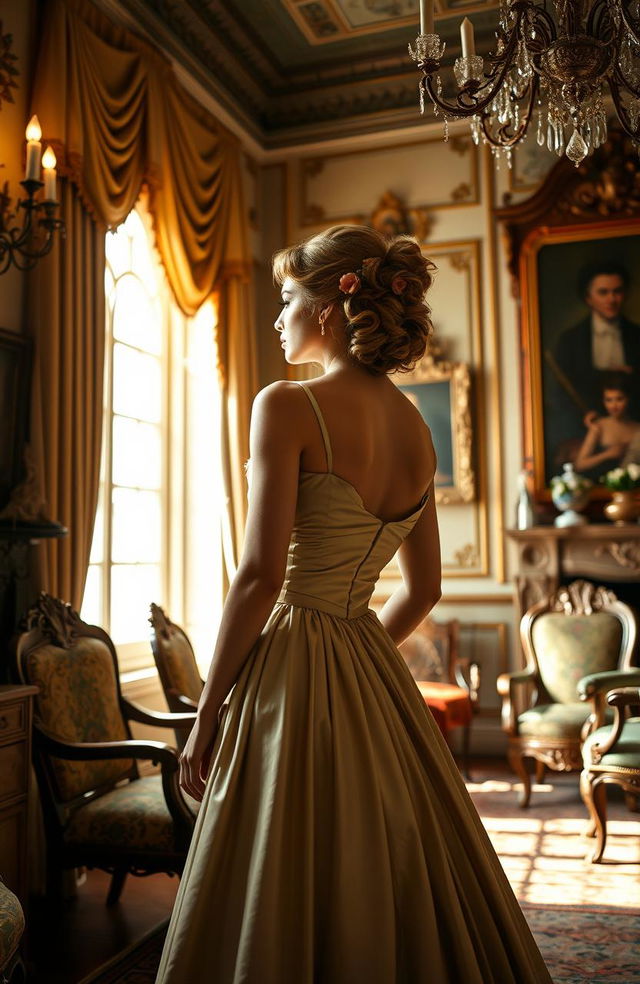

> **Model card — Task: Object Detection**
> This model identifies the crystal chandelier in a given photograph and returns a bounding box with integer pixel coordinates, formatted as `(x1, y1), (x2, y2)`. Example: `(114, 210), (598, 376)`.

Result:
(409, 0), (640, 166)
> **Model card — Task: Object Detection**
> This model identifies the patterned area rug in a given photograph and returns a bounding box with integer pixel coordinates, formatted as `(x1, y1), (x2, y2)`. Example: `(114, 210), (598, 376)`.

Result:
(81, 905), (640, 984)
(523, 904), (640, 984)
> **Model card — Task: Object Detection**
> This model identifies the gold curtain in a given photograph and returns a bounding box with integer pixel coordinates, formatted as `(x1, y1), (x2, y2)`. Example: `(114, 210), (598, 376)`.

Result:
(32, 0), (254, 317)
(26, 183), (106, 609)
(219, 270), (255, 575)
(29, 0), (258, 594)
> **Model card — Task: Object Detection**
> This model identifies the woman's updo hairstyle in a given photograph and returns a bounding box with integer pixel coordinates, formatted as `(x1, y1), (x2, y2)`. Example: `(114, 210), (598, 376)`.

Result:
(272, 224), (436, 375)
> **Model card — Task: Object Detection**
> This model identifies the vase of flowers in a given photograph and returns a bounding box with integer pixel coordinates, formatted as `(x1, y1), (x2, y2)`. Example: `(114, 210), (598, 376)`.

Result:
(602, 463), (640, 525)
(550, 463), (592, 527)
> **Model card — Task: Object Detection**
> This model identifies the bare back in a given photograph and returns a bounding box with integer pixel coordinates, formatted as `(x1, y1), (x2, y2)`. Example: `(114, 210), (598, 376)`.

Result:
(298, 370), (436, 524)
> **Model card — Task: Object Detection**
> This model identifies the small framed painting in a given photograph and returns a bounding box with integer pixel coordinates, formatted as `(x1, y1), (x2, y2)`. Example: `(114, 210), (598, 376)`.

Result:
(396, 352), (475, 505)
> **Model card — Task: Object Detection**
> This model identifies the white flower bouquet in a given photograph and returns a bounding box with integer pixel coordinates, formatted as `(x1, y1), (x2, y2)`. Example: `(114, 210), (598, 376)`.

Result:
(549, 463), (592, 527)
(601, 462), (640, 491)
(550, 468), (592, 498)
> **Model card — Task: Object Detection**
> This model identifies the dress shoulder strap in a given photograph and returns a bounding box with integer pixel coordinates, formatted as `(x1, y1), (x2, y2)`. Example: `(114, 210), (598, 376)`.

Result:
(296, 382), (333, 472)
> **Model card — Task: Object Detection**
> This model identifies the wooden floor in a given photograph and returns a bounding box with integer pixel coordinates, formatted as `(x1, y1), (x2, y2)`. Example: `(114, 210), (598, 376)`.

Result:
(26, 869), (179, 984)
(22, 757), (640, 983)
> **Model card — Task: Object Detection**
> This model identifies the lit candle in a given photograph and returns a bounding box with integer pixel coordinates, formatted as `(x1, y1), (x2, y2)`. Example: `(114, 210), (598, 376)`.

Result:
(460, 17), (475, 58)
(419, 0), (434, 35)
(42, 146), (57, 201)
(25, 115), (42, 181)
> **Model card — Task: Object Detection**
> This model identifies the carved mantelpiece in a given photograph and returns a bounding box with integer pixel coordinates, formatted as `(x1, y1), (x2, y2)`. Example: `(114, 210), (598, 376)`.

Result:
(507, 525), (640, 624)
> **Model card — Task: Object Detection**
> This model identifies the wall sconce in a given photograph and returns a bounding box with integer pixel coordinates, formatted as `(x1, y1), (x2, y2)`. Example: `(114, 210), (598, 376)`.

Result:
(0, 115), (65, 275)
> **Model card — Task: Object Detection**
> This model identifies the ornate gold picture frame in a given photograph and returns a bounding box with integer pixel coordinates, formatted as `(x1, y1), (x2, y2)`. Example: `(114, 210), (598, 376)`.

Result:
(497, 128), (640, 507)
(520, 219), (640, 498)
(395, 349), (475, 505)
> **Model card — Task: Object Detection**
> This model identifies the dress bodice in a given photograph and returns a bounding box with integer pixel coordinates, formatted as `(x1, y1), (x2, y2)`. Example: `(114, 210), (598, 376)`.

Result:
(276, 384), (429, 620)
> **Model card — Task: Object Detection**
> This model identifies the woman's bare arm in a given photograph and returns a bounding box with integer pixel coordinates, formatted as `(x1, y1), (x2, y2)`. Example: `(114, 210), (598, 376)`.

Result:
(179, 381), (303, 800)
(377, 489), (442, 646)
(574, 421), (623, 471)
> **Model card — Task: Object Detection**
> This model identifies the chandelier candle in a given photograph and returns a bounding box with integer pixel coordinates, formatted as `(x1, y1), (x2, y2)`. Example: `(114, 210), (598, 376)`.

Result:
(419, 0), (434, 37)
(460, 18), (475, 59)
(24, 115), (42, 181)
(409, 0), (640, 166)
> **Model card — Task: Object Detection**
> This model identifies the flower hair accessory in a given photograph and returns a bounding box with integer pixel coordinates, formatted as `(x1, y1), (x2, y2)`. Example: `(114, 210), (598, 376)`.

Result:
(338, 272), (361, 295)
(391, 275), (407, 295)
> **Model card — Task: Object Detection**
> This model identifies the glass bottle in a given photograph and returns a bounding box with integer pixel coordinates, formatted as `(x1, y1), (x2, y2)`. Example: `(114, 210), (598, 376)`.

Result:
(515, 470), (535, 530)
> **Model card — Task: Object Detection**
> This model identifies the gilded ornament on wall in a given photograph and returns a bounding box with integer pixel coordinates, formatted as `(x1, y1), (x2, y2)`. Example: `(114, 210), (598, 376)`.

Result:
(368, 191), (432, 243)
(0, 22), (18, 109)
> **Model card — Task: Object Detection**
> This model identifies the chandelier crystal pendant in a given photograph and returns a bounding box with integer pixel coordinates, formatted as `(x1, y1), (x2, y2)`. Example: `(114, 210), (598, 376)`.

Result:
(409, 0), (640, 166)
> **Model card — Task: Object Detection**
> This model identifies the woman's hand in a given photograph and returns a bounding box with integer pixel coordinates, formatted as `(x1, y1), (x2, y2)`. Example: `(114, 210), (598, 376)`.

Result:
(178, 709), (221, 802)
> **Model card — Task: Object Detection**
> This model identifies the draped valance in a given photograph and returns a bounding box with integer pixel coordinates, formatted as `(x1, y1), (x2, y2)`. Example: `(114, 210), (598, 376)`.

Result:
(32, 0), (250, 317)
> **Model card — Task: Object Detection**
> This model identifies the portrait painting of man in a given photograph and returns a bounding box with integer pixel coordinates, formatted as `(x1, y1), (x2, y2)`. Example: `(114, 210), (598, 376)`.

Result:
(537, 232), (640, 484)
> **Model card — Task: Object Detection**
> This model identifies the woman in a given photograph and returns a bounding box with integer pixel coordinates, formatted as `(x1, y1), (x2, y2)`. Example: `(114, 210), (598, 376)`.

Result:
(574, 372), (640, 478)
(156, 225), (551, 983)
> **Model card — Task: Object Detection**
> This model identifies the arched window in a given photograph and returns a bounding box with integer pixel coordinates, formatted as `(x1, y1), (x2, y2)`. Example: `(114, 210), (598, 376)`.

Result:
(83, 205), (223, 675)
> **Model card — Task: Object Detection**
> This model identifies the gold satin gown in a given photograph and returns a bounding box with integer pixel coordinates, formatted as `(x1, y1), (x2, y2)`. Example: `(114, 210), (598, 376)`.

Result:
(156, 384), (551, 984)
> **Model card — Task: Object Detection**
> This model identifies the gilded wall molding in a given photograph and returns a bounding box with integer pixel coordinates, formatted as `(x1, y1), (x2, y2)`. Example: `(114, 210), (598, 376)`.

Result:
(424, 240), (488, 577)
(299, 135), (479, 229)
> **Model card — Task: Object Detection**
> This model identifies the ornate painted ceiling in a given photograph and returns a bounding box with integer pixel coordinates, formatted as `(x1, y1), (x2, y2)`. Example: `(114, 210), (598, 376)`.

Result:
(107, 0), (503, 148)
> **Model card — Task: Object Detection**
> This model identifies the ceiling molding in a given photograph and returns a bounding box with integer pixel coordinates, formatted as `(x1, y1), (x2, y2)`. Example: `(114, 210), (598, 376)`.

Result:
(96, 0), (503, 151)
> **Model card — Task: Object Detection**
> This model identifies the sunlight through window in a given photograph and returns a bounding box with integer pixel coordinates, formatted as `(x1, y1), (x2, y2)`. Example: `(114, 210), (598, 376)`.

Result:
(82, 204), (224, 674)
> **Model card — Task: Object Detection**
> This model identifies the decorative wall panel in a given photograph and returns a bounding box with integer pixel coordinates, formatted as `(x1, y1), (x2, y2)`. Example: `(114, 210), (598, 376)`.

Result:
(299, 136), (479, 228)
(420, 240), (488, 577)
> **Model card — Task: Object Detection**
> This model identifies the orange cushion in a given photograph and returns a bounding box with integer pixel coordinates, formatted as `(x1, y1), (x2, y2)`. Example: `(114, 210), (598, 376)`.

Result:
(416, 681), (472, 732)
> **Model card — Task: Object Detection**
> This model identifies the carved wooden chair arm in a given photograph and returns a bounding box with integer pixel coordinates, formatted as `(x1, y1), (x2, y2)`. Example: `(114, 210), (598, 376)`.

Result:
(34, 725), (196, 846)
(585, 687), (640, 764)
(497, 668), (537, 735)
(606, 686), (640, 709)
(166, 691), (199, 711)
(454, 660), (481, 706)
(35, 726), (180, 770)
(121, 697), (197, 731)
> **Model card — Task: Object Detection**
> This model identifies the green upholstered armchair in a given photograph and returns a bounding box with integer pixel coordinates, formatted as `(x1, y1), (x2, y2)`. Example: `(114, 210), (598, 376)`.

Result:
(149, 604), (203, 750)
(580, 683), (640, 863)
(0, 877), (24, 984)
(498, 580), (637, 807)
(13, 593), (198, 905)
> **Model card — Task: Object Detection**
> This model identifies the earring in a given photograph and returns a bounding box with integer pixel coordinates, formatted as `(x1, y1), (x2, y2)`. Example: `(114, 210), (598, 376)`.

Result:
(319, 317), (326, 336)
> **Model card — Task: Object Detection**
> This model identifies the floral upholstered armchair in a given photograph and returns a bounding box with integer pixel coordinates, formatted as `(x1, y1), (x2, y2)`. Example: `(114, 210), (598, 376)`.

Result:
(498, 580), (637, 807)
(149, 604), (203, 750)
(13, 593), (198, 905)
(0, 876), (24, 984)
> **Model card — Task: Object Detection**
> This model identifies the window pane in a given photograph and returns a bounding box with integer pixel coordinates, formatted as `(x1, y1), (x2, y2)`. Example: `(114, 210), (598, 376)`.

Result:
(105, 266), (115, 306)
(113, 343), (161, 422)
(130, 220), (159, 300)
(113, 275), (162, 355)
(105, 226), (131, 281)
(88, 496), (104, 563)
(112, 488), (161, 563)
(112, 416), (161, 489)
(110, 564), (161, 644)
(81, 565), (102, 628)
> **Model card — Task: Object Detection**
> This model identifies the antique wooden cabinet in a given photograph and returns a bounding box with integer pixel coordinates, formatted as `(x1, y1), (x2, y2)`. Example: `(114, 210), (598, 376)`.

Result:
(0, 684), (38, 905)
